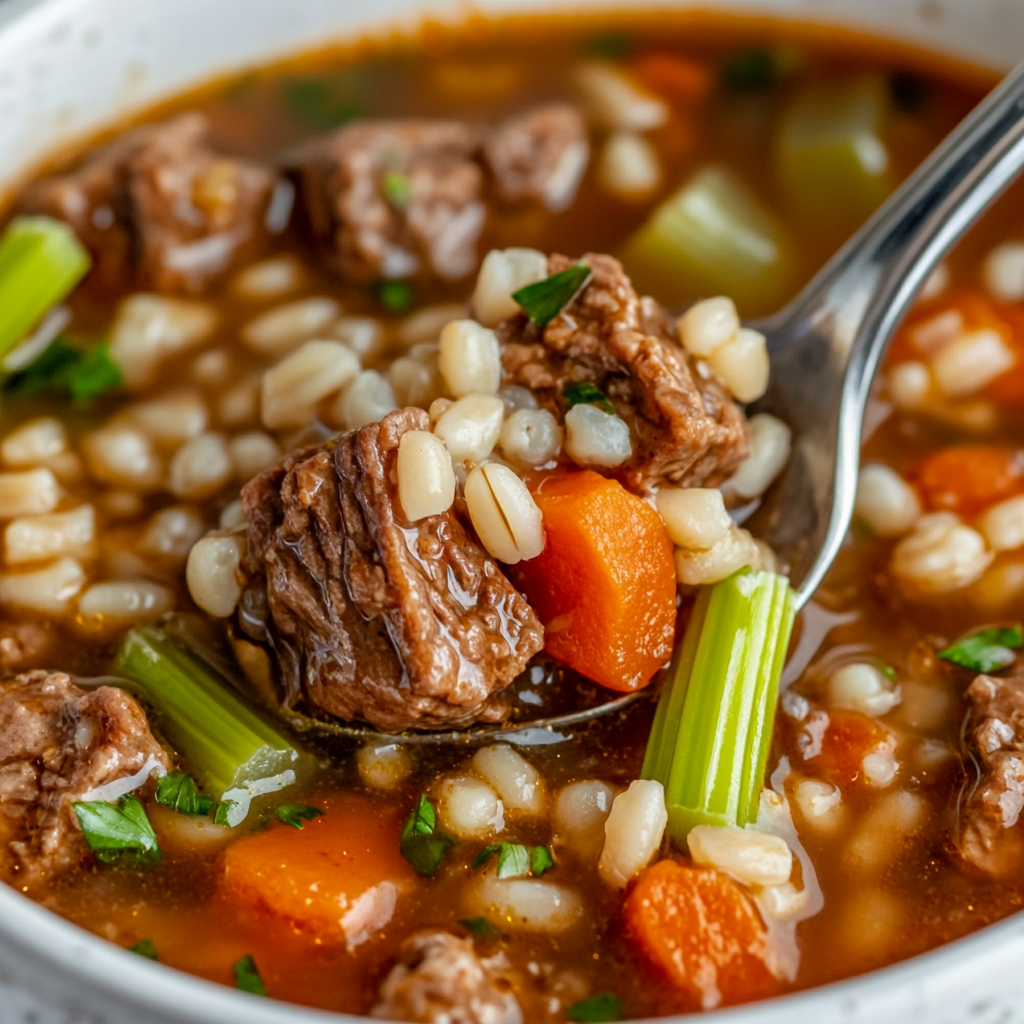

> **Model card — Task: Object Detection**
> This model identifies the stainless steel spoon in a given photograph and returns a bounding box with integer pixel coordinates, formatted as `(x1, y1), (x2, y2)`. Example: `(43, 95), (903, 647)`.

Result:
(751, 60), (1024, 609)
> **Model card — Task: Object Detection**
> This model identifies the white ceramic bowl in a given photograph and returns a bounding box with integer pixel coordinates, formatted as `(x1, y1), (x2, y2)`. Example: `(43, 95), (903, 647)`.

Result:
(2, 0), (1024, 1021)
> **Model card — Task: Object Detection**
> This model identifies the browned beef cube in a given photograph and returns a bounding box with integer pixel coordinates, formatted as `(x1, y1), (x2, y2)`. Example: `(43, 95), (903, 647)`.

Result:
(482, 104), (589, 211)
(19, 113), (284, 293)
(289, 121), (485, 284)
(956, 671), (1024, 877)
(0, 671), (170, 886)
(497, 253), (748, 491)
(241, 408), (543, 732)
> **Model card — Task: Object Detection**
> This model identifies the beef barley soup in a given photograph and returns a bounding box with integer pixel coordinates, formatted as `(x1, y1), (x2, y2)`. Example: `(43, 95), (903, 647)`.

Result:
(0, 12), (1022, 1020)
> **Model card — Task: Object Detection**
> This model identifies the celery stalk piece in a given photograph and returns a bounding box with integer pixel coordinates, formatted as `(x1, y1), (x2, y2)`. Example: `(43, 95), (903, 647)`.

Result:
(775, 73), (893, 233)
(641, 569), (796, 844)
(118, 627), (301, 825)
(620, 165), (795, 315)
(0, 217), (91, 358)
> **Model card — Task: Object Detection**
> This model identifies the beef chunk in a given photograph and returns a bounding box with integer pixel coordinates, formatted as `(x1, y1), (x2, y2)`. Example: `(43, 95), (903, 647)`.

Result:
(482, 105), (589, 211)
(19, 112), (283, 293)
(497, 253), (748, 491)
(956, 671), (1024, 876)
(0, 671), (169, 885)
(241, 408), (543, 732)
(372, 931), (522, 1024)
(289, 121), (485, 283)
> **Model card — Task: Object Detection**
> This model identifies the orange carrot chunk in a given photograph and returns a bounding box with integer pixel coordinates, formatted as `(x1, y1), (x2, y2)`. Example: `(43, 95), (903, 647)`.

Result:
(221, 795), (414, 943)
(915, 444), (1024, 515)
(512, 470), (677, 691)
(625, 859), (777, 1010)
(630, 51), (713, 104)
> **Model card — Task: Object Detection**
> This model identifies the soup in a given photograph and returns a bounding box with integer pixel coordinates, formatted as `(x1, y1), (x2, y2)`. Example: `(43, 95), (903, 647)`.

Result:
(0, 12), (1020, 1021)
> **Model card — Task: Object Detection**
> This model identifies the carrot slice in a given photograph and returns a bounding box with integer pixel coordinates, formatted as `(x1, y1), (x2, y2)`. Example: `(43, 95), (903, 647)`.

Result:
(914, 444), (1024, 515)
(221, 794), (415, 943)
(784, 707), (894, 790)
(630, 51), (713, 104)
(512, 470), (677, 691)
(625, 859), (777, 1010)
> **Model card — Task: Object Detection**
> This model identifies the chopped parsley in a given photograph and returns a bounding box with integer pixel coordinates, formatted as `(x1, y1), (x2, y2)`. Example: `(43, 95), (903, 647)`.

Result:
(383, 172), (413, 210)
(400, 794), (453, 877)
(512, 263), (591, 326)
(563, 381), (614, 415)
(567, 993), (623, 1023)
(459, 916), (500, 941)
(721, 46), (802, 92)
(155, 772), (213, 817)
(213, 799), (237, 827)
(128, 938), (158, 961)
(72, 795), (161, 866)
(5, 337), (123, 403)
(939, 625), (1023, 674)
(378, 280), (415, 313)
(531, 844), (555, 877)
(283, 76), (361, 129)
(584, 33), (635, 60)
(875, 660), (898, 682)
(263, 804), (323, 830)
(233, 954), (267, 996)
(473, 842), (554, 879)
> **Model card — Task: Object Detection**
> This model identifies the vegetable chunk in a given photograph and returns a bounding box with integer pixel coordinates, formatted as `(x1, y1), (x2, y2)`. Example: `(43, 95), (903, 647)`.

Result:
(915, 445), (1024, 515)
(221, 795), (414, 945)
(625, 859), (776, 1009)
(512, 471), (676, 691)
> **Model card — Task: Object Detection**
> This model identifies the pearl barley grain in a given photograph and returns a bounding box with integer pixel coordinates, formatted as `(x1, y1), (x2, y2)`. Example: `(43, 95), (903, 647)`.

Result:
(396, 431), (456, 522)
(678, 297), (740, 358)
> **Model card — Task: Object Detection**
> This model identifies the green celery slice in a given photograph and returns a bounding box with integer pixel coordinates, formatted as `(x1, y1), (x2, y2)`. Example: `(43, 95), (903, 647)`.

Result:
(0, 217), (91, 358)
(620, 165), (795, 315)
(642, 569), (796, 843)
(118, 627), (301, 823)
(775, 73), (892, 232)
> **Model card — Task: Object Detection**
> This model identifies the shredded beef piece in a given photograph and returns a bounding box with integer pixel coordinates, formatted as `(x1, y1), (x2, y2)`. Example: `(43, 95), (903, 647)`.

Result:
(957, 671), (1024, 876)
(289, 121), (485, 283)
(241, 408), (543, 732)
(372, 930), (523, 1024)
(482, 104), (589, 211)
(0, 671), (169, 885)
(496, 253), (748, 491)
(19, 112), (283, 293)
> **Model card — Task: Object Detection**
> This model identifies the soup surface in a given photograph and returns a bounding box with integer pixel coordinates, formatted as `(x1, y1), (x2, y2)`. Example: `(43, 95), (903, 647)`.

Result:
(1, 12), (1023, 1021)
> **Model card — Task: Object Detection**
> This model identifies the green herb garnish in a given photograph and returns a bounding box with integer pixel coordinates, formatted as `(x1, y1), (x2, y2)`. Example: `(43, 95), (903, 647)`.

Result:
(128, 939), (158, 961)
(264, 804), (323, 830)
(73, 795), (161, 866)
(939, 625), (1023, 674)
(233, 954), (266, 997)
(6, 338), (122, 401)
(378, 280), (415, 313)
(530, 844), (555, 877)
(5, 337), (123, 404)
(473, 842), (531, 878)
(214, 800), (238, 827)
(567, 993), (623, 1023)
(459, 916), (499, 941)
(400, 794), (453, 877)
(284, 77), (361, 129)
(584, 33), (635, 60)
(563, 381), (614, 414)
(512, 263), (591, 326)
(721, 46), (802, 92)
(383, 172), (413, 210)
(155, 772), (213, 817)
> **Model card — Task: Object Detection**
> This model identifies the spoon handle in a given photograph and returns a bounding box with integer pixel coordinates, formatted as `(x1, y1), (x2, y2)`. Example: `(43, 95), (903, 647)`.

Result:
(755, 60), (1024, 607)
